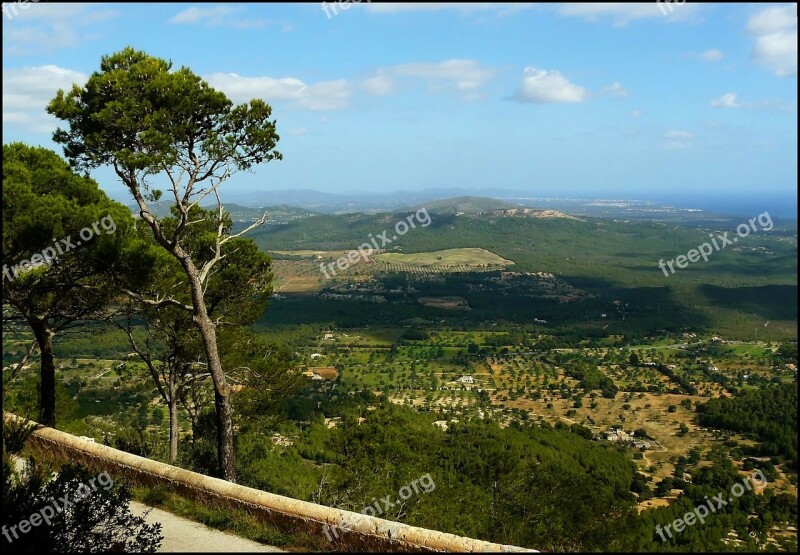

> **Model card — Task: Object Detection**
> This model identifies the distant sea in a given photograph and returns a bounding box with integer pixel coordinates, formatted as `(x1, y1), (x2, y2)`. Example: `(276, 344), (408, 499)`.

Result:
(645, 192), (798, 220)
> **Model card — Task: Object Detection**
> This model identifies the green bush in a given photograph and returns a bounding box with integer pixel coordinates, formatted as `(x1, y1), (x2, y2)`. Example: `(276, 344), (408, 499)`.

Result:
(2, 460), (162, 552)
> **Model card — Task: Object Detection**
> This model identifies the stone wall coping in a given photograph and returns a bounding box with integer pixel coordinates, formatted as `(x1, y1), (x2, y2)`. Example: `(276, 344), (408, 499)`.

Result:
(4, 412), (535, 553)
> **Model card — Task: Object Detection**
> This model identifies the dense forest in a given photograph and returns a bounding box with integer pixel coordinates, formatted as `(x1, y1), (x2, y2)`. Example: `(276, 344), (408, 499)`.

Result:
(698, 384), (798, 461)
(249, 211), (797, 289)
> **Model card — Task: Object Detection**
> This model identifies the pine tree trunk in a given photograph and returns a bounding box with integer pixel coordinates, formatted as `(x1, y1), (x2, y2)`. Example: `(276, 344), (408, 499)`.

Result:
(30, 319), (56, 427)
(185, 268), (235, 482)
(168, 394), (179, 463)
(132, 197), (236, 481)
(214, 389), (235, 480)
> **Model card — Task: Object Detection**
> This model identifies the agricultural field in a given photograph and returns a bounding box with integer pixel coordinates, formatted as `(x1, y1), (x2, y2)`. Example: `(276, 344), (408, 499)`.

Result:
(271, 260), (326, 293)
(270, 248), (517, 292)
(288, 326), (797, 512)
(375, 248), (513, 270)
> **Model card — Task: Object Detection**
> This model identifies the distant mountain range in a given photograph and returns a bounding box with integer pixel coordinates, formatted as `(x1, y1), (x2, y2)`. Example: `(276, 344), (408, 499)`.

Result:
(128, 193), (728, 223)
(127, 190), (796, 223)
(211, 188), (796, 220)
(412, 196), (521, 214)
(215, 188), (490, 214)
(177, 188), (718, 219)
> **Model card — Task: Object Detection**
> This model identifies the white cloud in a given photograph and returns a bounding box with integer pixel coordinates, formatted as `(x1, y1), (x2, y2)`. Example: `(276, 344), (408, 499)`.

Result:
(208, 61), (496, 109)
(361, 75), (395, 96)
(3, 65), (88, 132)
(710, 92), (742, 108)
(364, 3), (523, 15)
(170, 6), (236, 24)
(513, 67), (588, 103)
(362, 60), (495, 99)
(746, 6), (797, 77)
(699, 49), (724, 62)
(170, 5), (289, 30)
(631, 109), (643, 118)
(205, 73), (351, 111)
(392, 59), (494, 91)
(558, 2), (700, 27)
(757, 99), (796, 112)
(747, 5), (795, 35)
(1, 1), (114, 22)
(664, 130), (692, 139)
(287, 128), (308, 136)
(2, 3), (117, 55)
(601, 81), (628, 98)
(710, 92), (795, 112)
(663, 129), (693, 149)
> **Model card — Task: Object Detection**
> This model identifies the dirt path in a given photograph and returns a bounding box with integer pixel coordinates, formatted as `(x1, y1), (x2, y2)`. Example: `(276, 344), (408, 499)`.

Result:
(130, 501), (283, 553)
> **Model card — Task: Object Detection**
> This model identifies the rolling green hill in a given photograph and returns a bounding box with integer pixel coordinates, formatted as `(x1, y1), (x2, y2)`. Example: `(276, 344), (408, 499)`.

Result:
(246, 210), (797, 339)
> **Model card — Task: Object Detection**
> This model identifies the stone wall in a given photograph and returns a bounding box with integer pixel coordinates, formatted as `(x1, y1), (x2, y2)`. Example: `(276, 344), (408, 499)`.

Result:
(4, 413), (534, 552)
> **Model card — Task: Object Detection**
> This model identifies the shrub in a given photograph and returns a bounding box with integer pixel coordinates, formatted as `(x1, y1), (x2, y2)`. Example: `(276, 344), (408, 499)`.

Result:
(2, 460), (162, 552)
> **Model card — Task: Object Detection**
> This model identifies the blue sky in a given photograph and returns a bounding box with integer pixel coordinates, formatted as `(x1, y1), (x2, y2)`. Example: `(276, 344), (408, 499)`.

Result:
(2, 2), (797, 210)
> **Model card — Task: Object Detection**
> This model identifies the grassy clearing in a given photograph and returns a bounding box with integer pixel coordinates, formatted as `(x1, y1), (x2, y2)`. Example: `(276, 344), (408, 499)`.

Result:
(375, 248), (513, 267)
